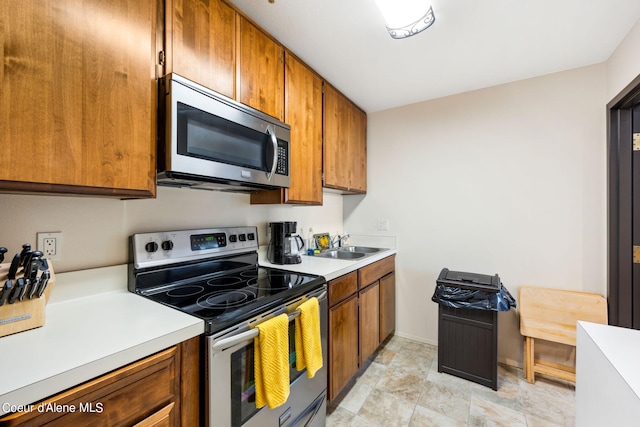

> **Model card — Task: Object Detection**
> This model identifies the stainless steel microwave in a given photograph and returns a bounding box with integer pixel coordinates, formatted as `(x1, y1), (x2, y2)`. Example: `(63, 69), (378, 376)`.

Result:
(157, 73), (291, 192)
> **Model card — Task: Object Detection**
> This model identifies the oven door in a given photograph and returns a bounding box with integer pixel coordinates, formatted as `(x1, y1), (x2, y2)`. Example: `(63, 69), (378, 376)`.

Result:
(207, 287), (327, 427)
(161, 73), (291, 189)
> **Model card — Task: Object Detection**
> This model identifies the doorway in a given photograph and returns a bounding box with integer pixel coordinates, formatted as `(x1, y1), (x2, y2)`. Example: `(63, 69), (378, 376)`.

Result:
(608, 74), (640, 328)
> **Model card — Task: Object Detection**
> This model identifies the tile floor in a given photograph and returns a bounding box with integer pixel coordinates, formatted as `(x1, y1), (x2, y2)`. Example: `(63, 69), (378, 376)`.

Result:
(326, 335), (575, 427)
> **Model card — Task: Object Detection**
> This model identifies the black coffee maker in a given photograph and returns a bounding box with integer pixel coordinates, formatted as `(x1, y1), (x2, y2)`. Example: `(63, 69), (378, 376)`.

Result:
(267, 221), (305, 264)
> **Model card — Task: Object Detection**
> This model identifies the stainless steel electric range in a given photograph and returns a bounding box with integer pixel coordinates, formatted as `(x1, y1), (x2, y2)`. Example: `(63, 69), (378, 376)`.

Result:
(128, 226), (327, 427)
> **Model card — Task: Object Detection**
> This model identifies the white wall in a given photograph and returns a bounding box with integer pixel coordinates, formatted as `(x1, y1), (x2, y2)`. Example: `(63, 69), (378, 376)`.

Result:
(607, 18), (640, 101)
(0, 188), (343, 272)
(344, 63), (607, 366)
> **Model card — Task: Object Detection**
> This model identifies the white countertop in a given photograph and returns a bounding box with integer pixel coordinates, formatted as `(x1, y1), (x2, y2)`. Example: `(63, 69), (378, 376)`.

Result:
(0, 245), (396, 417)
(0, 265), (204, 417)
(258, 247), (397, 281)
(578, 321), (640, 398)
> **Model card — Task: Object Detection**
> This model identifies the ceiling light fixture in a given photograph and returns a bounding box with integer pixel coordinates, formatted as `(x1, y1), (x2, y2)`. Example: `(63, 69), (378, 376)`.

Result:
(373, 0), (435, 39)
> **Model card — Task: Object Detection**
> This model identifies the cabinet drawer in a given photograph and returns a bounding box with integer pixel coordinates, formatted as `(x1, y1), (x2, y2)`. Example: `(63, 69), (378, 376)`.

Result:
(358, 255), (395, 289)
(133, 402), (175, 427)
(328, 272), (358, 306)
(0, 347), (180, 427)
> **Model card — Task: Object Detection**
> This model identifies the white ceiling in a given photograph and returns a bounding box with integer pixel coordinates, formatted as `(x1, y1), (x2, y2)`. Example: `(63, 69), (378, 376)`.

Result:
(229, 0), (640, 113)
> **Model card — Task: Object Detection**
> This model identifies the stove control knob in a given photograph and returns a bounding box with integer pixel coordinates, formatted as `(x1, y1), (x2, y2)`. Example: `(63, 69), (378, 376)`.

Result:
(239, 234), (247, 242)
(247, 233), (256, 241)
(145, 241), (159, 253)
(229, 235), (237, 243)
(161, 240), (174, 251)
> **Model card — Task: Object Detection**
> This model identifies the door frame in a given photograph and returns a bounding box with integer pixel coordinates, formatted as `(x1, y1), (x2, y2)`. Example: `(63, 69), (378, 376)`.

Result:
(608, 73), (640, 328)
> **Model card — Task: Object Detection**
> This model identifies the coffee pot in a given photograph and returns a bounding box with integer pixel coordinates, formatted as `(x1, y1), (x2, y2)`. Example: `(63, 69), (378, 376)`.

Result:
(267, 221), (305, 264)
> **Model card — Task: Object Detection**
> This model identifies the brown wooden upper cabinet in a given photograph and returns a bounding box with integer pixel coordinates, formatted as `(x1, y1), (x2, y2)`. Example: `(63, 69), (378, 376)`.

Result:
(0, 0), (157, 197)
(165, 0), (236, 99)
(1, 0), (367, 200)
(166, 0), (284, 119)
(250, 52), (323, 205)
(237, 15), (285, 121)
(324, 84), (367, 194)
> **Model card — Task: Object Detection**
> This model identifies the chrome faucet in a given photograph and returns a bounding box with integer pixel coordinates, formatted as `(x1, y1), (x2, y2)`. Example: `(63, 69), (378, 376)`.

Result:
(331, 234), (350, 248)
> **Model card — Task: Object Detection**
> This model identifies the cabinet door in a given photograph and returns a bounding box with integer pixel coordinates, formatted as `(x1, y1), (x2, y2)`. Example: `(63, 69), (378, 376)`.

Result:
(359, 282), (380, 364)
(323, 83), (367, 193)
(283, 53), (322, 203)
(237, 15), (284, 121)
(0, 0), (157, 197)
(250, 52), (323, 205)
(323, 84), (350, 190)
(349, 105), (367, 193)
(167, 0), (236, 98)
(379, 272), (396, 342)
(328, 295), (359, 401)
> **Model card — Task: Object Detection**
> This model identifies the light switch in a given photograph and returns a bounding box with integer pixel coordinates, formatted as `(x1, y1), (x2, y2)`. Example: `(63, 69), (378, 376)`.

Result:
(377, 219), (390, 231)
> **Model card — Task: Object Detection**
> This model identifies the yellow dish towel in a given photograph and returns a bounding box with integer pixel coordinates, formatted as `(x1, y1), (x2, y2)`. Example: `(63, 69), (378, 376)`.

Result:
(254, 313), (290, 409)
(295, 297), (323, 378)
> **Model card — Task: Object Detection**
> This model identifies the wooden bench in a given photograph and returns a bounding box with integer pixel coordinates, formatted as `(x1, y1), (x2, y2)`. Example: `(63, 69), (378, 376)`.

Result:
(518, 286), (607, 383)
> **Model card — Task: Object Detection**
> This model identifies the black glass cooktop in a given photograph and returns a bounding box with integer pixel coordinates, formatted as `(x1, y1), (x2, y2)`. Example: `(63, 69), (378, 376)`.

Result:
(133, 253), (324, 334)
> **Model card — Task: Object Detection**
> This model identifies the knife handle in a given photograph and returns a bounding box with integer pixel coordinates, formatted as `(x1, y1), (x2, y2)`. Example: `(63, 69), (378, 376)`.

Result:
(28, 277), (40, 300)
(19, 279), (30, 301)
(37, 272), (50, 298)
(8, 278), (24, 304)
(0, 280), (12, 306)
(8, 253), (21, 280)
(19, 244), (31, 266)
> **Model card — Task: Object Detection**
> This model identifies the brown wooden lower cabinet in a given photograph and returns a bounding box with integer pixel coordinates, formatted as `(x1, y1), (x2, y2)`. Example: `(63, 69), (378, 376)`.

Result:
(0, 337), (200, 427)
(327, 255), (396, 403)
(379, 272), (396, 342)
(359, 282), (380, 364)
(328, 293), (359, 401)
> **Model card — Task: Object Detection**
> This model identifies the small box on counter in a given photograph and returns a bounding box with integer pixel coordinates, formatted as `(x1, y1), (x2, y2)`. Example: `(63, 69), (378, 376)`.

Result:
(0, 261), (55, 338)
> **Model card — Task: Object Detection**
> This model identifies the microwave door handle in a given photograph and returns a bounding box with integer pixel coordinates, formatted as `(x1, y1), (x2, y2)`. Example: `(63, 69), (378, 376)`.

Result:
(266, 125), (278, 180)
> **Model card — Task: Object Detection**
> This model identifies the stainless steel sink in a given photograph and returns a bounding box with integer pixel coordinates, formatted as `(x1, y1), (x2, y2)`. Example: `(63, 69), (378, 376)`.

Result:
(339, 246), (383, 253)
(314, 246), (387, 260)
(315, 249), (366, 260)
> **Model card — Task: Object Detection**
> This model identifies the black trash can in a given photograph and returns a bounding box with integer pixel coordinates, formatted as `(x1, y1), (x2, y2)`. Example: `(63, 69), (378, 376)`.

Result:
(431, 268), (516, 390)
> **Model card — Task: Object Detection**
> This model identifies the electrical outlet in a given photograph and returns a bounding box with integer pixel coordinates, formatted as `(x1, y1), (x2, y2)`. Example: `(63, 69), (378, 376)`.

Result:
(37, 232), (63, 260)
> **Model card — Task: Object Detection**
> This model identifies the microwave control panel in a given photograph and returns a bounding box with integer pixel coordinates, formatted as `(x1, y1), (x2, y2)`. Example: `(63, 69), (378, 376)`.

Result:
(276, 140), (288, 175)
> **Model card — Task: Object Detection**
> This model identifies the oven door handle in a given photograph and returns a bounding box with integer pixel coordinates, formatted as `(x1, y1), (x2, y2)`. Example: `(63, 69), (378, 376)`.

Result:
(211, 328), (259, 353)
(211, 290), (326, 353)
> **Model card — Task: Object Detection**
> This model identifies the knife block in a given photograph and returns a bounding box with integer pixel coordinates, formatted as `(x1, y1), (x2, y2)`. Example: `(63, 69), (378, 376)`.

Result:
(0, 261), (55, 338)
